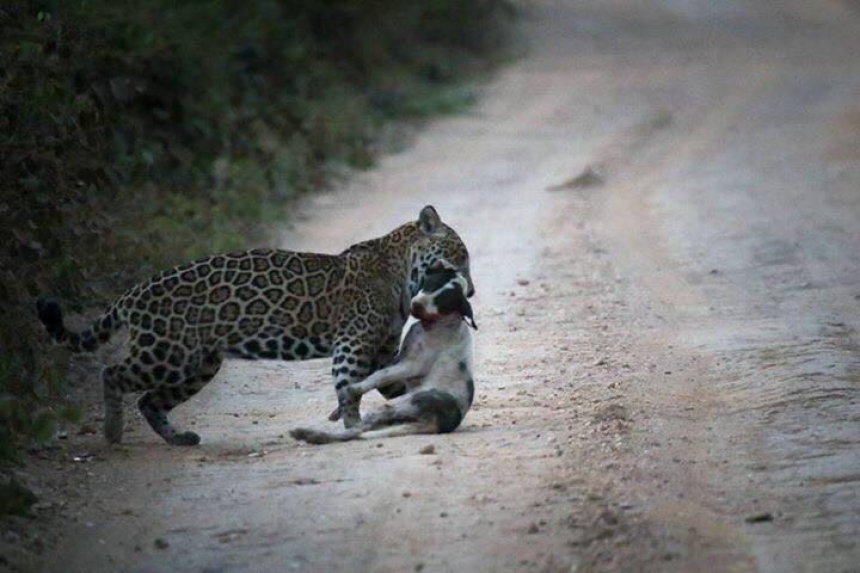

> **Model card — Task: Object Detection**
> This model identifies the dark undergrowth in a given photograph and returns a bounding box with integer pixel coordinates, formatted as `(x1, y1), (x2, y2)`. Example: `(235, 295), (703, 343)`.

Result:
(0, 0), (515, 482)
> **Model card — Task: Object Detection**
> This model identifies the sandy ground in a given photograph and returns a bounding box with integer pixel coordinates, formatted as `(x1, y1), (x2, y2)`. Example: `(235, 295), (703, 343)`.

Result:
(4, 1), (860, 571)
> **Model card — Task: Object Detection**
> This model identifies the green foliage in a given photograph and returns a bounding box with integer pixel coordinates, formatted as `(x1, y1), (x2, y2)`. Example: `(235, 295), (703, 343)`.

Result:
(0, 0), (515, 461)
(0, 478), (38, 516)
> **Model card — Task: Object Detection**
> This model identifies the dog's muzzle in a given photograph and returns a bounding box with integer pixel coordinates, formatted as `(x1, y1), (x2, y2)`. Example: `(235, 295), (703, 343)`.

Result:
(411, 302), (437, 322)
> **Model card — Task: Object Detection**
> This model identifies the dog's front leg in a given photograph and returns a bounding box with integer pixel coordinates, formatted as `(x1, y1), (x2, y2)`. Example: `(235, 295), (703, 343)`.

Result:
(347, 361), (427, 399)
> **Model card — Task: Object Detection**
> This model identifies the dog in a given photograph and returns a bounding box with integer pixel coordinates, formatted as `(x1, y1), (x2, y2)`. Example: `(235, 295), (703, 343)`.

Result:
(290, 268), (477, 444)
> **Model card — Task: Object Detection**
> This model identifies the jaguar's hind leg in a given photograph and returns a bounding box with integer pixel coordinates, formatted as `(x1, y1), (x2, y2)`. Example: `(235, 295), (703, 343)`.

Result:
(138, 351), (222, 446)
(102, 356), (155, 444)
(103, 382), (124, 444)
(138, 388), (200, 446)
(101, 366), (127, 444)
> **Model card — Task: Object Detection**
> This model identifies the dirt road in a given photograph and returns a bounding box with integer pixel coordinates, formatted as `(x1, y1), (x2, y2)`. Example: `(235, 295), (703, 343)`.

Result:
(15, 1), (860, 571)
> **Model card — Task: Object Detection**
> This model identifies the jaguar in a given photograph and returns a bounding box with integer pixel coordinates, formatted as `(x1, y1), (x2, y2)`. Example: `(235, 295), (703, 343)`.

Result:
(37, 205), (473, 445)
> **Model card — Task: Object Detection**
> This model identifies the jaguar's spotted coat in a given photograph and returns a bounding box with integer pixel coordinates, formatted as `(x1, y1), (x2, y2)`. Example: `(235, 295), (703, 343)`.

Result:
(37, 206), (473, 445)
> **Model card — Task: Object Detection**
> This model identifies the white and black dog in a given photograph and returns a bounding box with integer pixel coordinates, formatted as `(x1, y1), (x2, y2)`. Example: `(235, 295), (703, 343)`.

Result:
(290, 268), (477, 444)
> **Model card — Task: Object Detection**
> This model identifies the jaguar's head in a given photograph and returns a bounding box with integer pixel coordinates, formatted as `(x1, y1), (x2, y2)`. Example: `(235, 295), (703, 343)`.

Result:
(408, 205), (474, 300)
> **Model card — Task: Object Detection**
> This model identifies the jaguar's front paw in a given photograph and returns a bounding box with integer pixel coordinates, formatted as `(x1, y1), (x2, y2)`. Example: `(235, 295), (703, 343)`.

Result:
(337, 388), (361, 428)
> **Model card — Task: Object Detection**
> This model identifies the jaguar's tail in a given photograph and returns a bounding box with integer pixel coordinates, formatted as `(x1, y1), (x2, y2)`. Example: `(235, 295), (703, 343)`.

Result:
(36, 298), (124, 353)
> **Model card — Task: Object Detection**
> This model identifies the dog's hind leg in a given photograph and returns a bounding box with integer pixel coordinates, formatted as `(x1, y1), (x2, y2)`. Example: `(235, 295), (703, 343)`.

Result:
(290, 420), (437, 444)
(327, 360), (423, 422)
(289, 427), (363, 444)
(347, 361), (426, 398)
(354, 421), (437, 440)
(293, 401), (426, 445)
(292, 407), (400, 443)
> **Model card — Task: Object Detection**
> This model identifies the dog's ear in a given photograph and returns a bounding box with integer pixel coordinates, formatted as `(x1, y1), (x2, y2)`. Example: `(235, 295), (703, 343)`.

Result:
(418, 205), (442, 234)
(459, 291), (477, 330)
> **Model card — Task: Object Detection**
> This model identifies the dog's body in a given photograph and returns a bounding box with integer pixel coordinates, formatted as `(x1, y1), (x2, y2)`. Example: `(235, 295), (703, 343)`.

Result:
(290, 269), (476, 444)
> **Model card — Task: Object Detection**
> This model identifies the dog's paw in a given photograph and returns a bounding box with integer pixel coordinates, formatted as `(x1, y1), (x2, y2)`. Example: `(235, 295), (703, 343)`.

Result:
(327, 405), (342, 421)
(289, 428), (310, 441)
(289, 428), (333, 445)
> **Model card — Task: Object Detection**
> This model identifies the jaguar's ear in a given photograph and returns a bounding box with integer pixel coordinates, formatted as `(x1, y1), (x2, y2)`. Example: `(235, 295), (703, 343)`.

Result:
(418, 205), (442, 234)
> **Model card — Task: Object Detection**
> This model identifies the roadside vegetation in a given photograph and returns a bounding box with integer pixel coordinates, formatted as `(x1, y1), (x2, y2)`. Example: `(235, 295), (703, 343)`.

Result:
(0, 0), (515, 491)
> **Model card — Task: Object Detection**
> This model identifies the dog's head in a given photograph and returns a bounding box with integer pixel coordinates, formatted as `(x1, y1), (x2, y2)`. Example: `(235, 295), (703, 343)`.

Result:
(410, 267), (477, 329)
